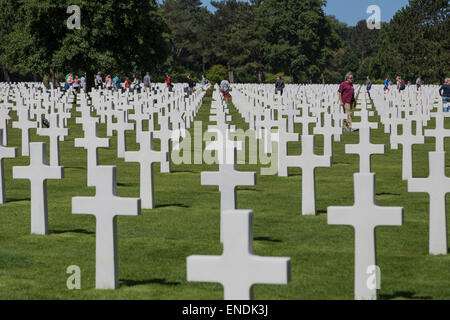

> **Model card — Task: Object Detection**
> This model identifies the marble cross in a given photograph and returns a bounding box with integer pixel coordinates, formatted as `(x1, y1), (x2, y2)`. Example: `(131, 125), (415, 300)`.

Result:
(0, 106), (11, 146)
(284, 135), (331, 215)
(13, 142), (64, 234)
(153, 116), (172, 173)
(201, 149), (256, 241)
(346, 109), (384, 173)
(0, 129), (17, 204)
(110, 110), (134, 158)
(424, 113), (450, 152)
(328, 173), (403, 300)
(408, 151), (449, 255)
(124, 132), (167, 209)
(313, 113), (341, 157)
(187, 209), (290, 300)
(74, 117), (110, 187)
(37, 113), (69, 166)
(390, 120), (424, 180)
(12, 107), (37, 156)
(72, 166), (141, 289)
(294, 106), (317, 135)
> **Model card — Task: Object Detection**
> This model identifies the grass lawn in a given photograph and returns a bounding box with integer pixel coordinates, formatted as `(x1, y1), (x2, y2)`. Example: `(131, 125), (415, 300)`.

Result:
(0, 89), (449, 299)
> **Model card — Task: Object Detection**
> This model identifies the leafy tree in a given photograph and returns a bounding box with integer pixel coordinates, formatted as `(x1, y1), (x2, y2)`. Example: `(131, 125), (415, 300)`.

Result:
(377, 0), (449, 82)
(258, 0), (340, 83)
(161, 0), (205, 73)
(4, 0), (171, 87)
(206, 64), (227, 84)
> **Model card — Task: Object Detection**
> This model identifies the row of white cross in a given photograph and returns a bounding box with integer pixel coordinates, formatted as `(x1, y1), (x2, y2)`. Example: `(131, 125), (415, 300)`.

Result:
(0, 81), (447, 300)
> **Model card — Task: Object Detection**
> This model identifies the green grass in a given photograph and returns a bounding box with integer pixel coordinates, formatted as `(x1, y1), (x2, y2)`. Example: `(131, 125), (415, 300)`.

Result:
(0, 91), (449, 300)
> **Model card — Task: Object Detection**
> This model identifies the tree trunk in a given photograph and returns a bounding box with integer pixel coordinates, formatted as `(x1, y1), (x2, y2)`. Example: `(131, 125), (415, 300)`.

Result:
(258, 69), (263, 84)
(322, 72), (325, 84)
(202, 55), (206, 74)
(89, 71), (96, 91)
(227, 62), (234, 83)
(50, 68), (58, 89)
(2, 67), (10, 82)
(33, 73), (38, 82)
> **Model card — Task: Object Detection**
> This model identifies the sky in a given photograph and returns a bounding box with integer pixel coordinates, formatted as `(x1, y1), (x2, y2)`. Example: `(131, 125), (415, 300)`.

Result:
(202, 0), (411, 26)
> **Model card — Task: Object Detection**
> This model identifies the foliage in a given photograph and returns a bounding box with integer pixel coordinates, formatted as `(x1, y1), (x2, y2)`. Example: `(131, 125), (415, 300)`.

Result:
(2, 0), (171, 86)
(377, 0), (449, 82)
(0, 0), (448, 84)
(258, 0), (340, 83)
(206, 64), (227, 84)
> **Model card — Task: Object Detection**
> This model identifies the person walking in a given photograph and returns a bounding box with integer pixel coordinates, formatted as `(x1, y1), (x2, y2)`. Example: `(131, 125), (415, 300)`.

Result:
(384, 77), (390, 91)
(220, 78), (230, 101)
(275, 76), (285, 96)
(416, 75), (423, 91)
(65, 73), (73, 90)
(113, 74), (121, 91)
(338, 72), (356, 132)
(398, 76), (406, 92)
(80, 74), (86, 91)
(166, 74), (172, 90)
(439, 78), (450, 112)
(72, 75), (80, 94)
(187, 74), (195, 94)
(201, 74), (206, 86)
(96, 72), (103, 89)
(124, 77), (131, 91)
(105, 74), (112, 90)
(143, 72), (151, 92)
(366, 76), (373, 99)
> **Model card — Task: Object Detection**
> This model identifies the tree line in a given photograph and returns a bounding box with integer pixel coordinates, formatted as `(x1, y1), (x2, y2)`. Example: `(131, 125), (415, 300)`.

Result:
(0, 0), (448, 87)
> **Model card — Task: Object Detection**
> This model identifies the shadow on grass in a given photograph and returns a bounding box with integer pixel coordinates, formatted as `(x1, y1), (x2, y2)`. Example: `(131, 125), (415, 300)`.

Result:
(7, 197), (30, 202)
(380, 291), (432, 300)
(254, 236), (282, 243)
(50, 229), (95, 235)
(316, 209), (328, 215)
(117, 182), (138, 187)
(238, 188), (259, 192)
(155, 203), (190, 209)
(171, 169), (197, 174)
(120, 278), (180, 287)
(376, 192), (401, 196)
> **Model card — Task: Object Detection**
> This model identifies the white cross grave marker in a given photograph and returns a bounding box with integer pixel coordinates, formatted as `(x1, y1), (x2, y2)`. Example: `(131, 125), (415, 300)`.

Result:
(187, 209), (290, 300)
(37, 113), (69, 166)
(0, 129), (17, 204)
(345, 109), (384, 173)
(283, 135), (331, 215)
(328, 173), (403, 300)
(390, 120), (424, 180)
(12, 107), (37, 156)
(74, 117), (110, 187)
(12, 142), (64, 234)
(124, 132), (167, 209)
(408, 151), (449, 255)
(111, 110), (134, 158)
(201, 149), (256, 242)
(72, 166), (141, 289)
(424, 113), (450, 152)
(0, 107), (11, 146)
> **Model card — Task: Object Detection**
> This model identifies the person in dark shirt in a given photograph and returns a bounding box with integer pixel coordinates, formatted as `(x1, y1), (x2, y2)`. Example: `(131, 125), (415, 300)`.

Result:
(366, 76), (373, 99)
(440, 78), (450, 112)
(187, 74), (195, 94)
(275, 76), (285, 96)
(339, 72), (356, 132)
